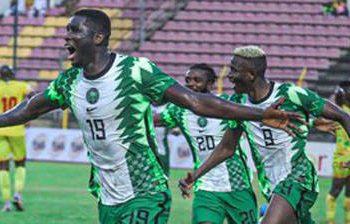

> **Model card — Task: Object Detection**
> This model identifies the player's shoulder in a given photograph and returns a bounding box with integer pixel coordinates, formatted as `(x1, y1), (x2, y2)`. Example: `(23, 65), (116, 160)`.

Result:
(55, 67), (82, 83)
(165, 102), (182, 113)
(7, 80), (26, 89)
(276, 82), (314, 98)
(61, 67), (82, 77)
(123, 55), (155, 68)
(218, 92), (230, 100)
(228, 93), (247, 104)
(275, 82), (301, 97)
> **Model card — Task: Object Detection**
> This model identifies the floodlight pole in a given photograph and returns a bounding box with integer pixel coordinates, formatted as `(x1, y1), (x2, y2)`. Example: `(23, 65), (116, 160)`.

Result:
(139, 0), (146, 45)
(12, 0), (19, 72)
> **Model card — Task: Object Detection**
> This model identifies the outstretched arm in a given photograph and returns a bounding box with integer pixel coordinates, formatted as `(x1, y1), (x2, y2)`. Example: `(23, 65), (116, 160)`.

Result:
(322, 100), (350, 136)
(164, 84), (302, 130)
(0, 92), (59, 127)
(165, 84), (264, 121)
(178, 127), (243, 198)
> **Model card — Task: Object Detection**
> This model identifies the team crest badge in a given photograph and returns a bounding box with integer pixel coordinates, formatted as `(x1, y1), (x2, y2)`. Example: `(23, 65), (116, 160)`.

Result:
(86, 88), (99, 104)
(197, 117), (208, 128)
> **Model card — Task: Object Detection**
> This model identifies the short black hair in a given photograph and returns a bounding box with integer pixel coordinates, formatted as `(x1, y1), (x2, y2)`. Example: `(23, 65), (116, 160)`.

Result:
(233, 55), (267, 77)
(189, 63), (217, 83)
(73, 9), (111, 46)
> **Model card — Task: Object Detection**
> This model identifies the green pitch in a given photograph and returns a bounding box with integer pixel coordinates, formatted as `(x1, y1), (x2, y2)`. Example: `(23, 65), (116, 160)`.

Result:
(0, 162), (346, 223)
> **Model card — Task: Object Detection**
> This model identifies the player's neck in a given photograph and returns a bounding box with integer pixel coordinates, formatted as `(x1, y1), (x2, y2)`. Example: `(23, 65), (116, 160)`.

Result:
(248, 78), (272, 102)
(83, 49), (111, 78)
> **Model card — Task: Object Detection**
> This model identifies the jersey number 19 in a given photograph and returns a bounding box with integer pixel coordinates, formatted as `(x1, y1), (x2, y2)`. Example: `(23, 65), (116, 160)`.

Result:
(86, 119), (106, 140)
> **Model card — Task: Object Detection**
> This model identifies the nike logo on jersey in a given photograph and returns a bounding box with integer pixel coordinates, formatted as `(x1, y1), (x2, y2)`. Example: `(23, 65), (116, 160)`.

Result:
(86, 107), (97, 112)
(199, 129), (205, 133)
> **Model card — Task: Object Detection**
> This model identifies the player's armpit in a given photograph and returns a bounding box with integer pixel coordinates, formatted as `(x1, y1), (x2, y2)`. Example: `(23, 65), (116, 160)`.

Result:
(0, 92), (59, 128)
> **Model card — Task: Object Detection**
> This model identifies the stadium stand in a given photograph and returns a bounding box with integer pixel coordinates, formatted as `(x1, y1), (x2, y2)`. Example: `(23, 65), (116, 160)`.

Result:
(0, 0), (349, 94)
(130, 0), (350, 93)
(0, 1), (137, 82)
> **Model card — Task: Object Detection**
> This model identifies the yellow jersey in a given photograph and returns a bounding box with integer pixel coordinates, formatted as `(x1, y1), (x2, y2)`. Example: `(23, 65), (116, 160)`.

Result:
(335, 105), (350, 156)
(0, 80), (31, 136)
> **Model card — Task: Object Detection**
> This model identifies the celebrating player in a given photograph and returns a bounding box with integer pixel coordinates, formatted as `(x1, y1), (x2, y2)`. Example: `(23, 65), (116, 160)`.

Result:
(179, 46), (350, 224)
(326, 81), (350, 224)
(0, 65), (34, 212)
(154, 63), (257, 224)
(0, 10), (302, 223)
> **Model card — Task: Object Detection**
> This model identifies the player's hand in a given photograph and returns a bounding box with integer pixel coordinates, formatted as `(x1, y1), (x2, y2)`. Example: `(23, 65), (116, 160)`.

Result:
(262, 98), (307, 137)
(313, 118), (340, 135)
(178, 172), (194, 199)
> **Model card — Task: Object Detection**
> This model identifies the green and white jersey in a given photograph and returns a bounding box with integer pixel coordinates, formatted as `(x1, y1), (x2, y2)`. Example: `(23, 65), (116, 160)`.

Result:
(44, 53), (177, 205)
(160, 96), (251, 192)
(232, 82), (325, 198)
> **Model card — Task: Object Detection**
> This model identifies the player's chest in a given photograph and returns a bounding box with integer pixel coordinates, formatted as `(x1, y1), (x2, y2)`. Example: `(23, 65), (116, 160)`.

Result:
(69, 81), (121, 120)
(185, 112), (224, 137)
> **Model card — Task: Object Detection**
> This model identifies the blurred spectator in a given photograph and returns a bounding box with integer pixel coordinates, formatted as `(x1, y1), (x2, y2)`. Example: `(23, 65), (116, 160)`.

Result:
(323, 0), (349, 16)
(29, 0), (47, 17)
(4, 0), (26, 16)
(58, 0), (78, 16)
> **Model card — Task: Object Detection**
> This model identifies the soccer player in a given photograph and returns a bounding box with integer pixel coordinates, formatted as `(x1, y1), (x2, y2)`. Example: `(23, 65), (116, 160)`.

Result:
(0, 10), (301, 223)
(0, 65), (33, 212)
(154, 63), (258, 224)
(326, 81), (350, 224)
(179, 46), (350, 224)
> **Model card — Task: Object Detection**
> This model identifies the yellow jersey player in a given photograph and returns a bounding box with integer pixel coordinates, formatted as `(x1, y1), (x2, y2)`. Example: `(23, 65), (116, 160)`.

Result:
(326, 81), (350, 224)
(0, 65), (33, 212)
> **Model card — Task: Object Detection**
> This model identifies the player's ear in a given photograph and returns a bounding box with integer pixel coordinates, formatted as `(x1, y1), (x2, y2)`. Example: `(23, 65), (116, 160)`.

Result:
(94, 32), (105, 45)
(247, 71), (255, 81)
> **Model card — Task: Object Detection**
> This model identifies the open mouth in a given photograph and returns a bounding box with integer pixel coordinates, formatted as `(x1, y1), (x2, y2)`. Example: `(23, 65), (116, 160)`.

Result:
(65, 43), (77, 61)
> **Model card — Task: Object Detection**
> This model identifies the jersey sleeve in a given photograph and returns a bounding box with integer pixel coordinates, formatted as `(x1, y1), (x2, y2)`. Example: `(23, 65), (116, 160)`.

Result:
(44, 72), (69, 108)
(136, 57), (177, 104)
(160, 103), (178, 128)
(286, 85), (326, 117)
(226, 94), (245, 130)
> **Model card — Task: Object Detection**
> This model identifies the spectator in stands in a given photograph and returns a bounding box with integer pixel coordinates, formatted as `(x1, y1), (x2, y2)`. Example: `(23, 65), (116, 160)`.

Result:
(58, 0), (79, 16)
(4, 0), (26, 17)
(29, 0), (47, 17)
(323, 0), (349, 16)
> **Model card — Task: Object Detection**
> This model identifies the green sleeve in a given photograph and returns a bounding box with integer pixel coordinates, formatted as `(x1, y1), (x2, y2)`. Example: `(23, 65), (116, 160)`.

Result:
(286, 85), (326, 117)
(44, 72), (69, 108)
(43, 67), (80, 108)
(226, 94), (245, 130)
(160, 104), (178, 129)
(135, 57), (177, 104)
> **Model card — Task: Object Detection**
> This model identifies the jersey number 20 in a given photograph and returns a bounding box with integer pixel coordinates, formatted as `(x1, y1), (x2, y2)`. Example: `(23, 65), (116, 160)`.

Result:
(196, 135), (215, 151)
